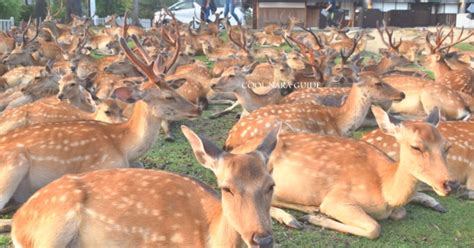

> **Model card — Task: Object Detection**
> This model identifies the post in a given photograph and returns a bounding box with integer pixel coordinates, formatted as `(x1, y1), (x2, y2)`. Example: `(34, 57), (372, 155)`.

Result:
(10, 17), (14, 26)
(460, 0), (466, 14)
(90, 0), (96, 17)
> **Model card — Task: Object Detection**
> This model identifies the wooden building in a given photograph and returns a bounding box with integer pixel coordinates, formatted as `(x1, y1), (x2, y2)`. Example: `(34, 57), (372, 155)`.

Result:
(253, 0), (473, 28)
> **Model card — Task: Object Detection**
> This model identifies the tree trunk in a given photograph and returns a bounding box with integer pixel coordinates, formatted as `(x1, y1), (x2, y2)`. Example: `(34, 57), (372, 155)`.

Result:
(132, 0), (142, 27)
(34, 0), (47, 21)
(66, 0), (82, 23)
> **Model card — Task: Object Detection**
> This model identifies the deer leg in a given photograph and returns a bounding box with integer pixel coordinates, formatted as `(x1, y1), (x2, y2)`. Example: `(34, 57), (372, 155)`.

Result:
(270, 207), (303, 229)
(410, 192), (447, 213)
(0, 153), (29, 212)
(305, 196), (381, 239)
(161, 120), (174, 142)
(209, 101), (240, 119)
(272, 199), (320, 214)
(389, 207), (407, 221)
(0, 199), (22, 215)
(209, 99), (236, 105)
(459, 176), (474, 200)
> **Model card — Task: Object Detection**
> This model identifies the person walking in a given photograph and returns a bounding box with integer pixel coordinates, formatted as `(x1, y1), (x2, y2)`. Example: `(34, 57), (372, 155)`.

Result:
(224, 0), (241, 25)
(325, 0), (337, 27)
(201, 0), (213, 23)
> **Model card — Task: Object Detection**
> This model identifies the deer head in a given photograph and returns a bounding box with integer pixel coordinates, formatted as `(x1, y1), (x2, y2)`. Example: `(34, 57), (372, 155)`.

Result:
(372, 106), (456, 196)
(182, 125), (279, 247)
(3, 17), (40, 67)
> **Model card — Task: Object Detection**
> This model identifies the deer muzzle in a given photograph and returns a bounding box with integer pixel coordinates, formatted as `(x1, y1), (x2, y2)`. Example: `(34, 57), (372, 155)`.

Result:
(252, 233), (273, 248)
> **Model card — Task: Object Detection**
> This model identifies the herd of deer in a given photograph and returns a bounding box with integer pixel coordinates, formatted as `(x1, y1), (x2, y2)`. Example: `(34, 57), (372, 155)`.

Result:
(0, 8), (472, 246)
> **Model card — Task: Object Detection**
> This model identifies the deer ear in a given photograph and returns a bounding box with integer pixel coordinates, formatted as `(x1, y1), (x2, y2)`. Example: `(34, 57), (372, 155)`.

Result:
(425, 107), (440, 127)
(112, 86), (143, 103)
(256, 122), (281, 162)
(372, 106), (400, 137)
(182, 125), (224, 172)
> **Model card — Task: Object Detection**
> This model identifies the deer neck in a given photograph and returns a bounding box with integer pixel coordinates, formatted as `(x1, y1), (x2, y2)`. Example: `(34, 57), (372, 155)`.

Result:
(207, 203), (243, 248)
(379, 150), (419, 208)
(375, 57), (393, 74)
(235, 83), (282, 112)
(67, 93), (94, 113)
(431, 59), (452, 78)
(118, 101), (161, 162)
(334, 85), (371, 136)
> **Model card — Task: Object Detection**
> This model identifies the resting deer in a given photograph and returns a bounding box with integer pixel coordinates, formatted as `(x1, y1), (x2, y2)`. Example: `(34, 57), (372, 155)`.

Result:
(0, 25), (200, 213)
(424, 26), (473, 95)
(362, 120), (474, 200)
(225, 72), (405, 153)
(0, 98), (125, 136)
(382, 75), (471, 120)
(11, 125), (278, 248)
(57, 72), (97, 113)
(263, 106), (455, 239)
(2, 18), (41, 67)
(209, 65), (286, 118)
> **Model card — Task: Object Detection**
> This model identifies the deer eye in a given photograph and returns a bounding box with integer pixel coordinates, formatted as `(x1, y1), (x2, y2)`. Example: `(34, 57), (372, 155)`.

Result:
(410, 145), (423, 153)
(70, 83), (77, 87)
(267, 184), (275, 193)
(375, 82), (383, 87)
(444, 144), (452, 153)
(221, 187), (233, 195)
(104, 110), (112, 116)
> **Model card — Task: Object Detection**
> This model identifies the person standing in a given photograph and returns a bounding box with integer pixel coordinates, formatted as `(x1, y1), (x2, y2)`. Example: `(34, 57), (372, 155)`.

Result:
(224, 0), (242, 25)
(201, 0), (212, 23)
(326, 0), (337, 27)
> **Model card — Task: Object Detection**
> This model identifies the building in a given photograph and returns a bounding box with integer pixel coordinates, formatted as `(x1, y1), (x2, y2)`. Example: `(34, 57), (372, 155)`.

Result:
(253, 0), (474, 28)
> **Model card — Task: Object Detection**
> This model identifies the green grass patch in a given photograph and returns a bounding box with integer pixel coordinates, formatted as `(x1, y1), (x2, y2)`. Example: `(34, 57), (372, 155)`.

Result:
(454, 42), (474, 52)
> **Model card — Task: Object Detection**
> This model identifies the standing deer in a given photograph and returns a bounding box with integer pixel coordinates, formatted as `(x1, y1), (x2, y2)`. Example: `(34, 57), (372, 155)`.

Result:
(225, 72), (405, 153)
(0, 28), (200, 212)
(265, 106), (455, 239)
(11, 125), (278, 248)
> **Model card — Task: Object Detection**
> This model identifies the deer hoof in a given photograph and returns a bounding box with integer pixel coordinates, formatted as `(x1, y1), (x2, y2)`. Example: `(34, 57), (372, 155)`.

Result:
(287, 219), (304, 230)
(0, 219), (11, 233)
(432, 204), (448, 213)
(164, 136), (175, 142)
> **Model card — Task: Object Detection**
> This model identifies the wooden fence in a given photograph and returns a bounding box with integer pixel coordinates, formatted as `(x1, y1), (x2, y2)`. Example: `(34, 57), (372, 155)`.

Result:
(0, 17), (14, 32)
(93, 16), (152, 29)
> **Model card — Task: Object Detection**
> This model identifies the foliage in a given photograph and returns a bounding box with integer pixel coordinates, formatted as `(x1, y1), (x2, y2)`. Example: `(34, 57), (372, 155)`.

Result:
(19, 4), (35, 23)
(0, 0), (22, 21)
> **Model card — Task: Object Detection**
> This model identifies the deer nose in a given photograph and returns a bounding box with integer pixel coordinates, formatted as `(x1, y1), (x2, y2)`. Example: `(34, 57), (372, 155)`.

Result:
(400, 92), (406, 100)
(443, 180), (459, 195)
(103, 66), (109, 71)
(57, 94), (65, 100)
(252, 233), (273, 247)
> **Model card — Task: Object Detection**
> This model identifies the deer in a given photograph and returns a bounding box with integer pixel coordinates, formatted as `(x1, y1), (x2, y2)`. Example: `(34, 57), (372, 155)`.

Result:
(10, 125), (279, 248)
(382, 74), (471, 121)
(56, 72), (98, 113)
(209, 65), (286, 118)
(424, 26), (474, 95)
(2, 18), (41, 67)
(0, 97), (125, 136)
(224, 72), (406, 153)
(261, 106), (455, 239)
(362, 119), (474, 201)
(0, 16), (201, 214)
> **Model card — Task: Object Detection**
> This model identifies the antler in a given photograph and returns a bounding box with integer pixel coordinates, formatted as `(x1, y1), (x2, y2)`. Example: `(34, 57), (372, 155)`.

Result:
(21, 17), (39, 48)
(425, 25), (472, 54)
(228, 26), (249, 54)
(438, 26), (473, 52)
(340, 32), (362, 64)
(287, 35), (324, 81)
(297, 24), (325, 50)
(122, 11), (129, 38)
(376, 20), (401, 52)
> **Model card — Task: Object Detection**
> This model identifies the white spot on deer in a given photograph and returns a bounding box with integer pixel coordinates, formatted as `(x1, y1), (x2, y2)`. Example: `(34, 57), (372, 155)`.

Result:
(171, 233), (184, 243)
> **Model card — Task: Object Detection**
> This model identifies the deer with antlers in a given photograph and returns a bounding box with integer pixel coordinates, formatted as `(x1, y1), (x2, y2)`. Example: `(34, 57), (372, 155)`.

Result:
(11, 125), (279, 247)
(0, 12), (200, 214)
(424, 26), (474, 95)
(224, 72), (405, 153)
(2, 18), (41, 67)
(263, 106), (455, 239)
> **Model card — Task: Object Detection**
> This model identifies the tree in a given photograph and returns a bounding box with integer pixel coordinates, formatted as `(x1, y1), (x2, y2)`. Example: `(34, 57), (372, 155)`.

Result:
(34, 0), (47, 20)
(0, 0), (22, 20)
(66, 0), (82, 22)
(132, 0), (141, 26)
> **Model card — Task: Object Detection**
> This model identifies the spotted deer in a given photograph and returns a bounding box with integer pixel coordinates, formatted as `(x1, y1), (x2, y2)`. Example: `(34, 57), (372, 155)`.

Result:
(424, 26), (474, 95)
(2, 18), (41, 67)
(0, 28), (200, 213)
(0, 97), (125, 136)
(362, 120), (474, 200)
(382, 74), (471, 120)
(209, 65), (285, 118)
(57, 72), (97, 113)
(225, 72), (405, 153)
(11, 125), (278, 248)
(261, 106), (455, 239)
